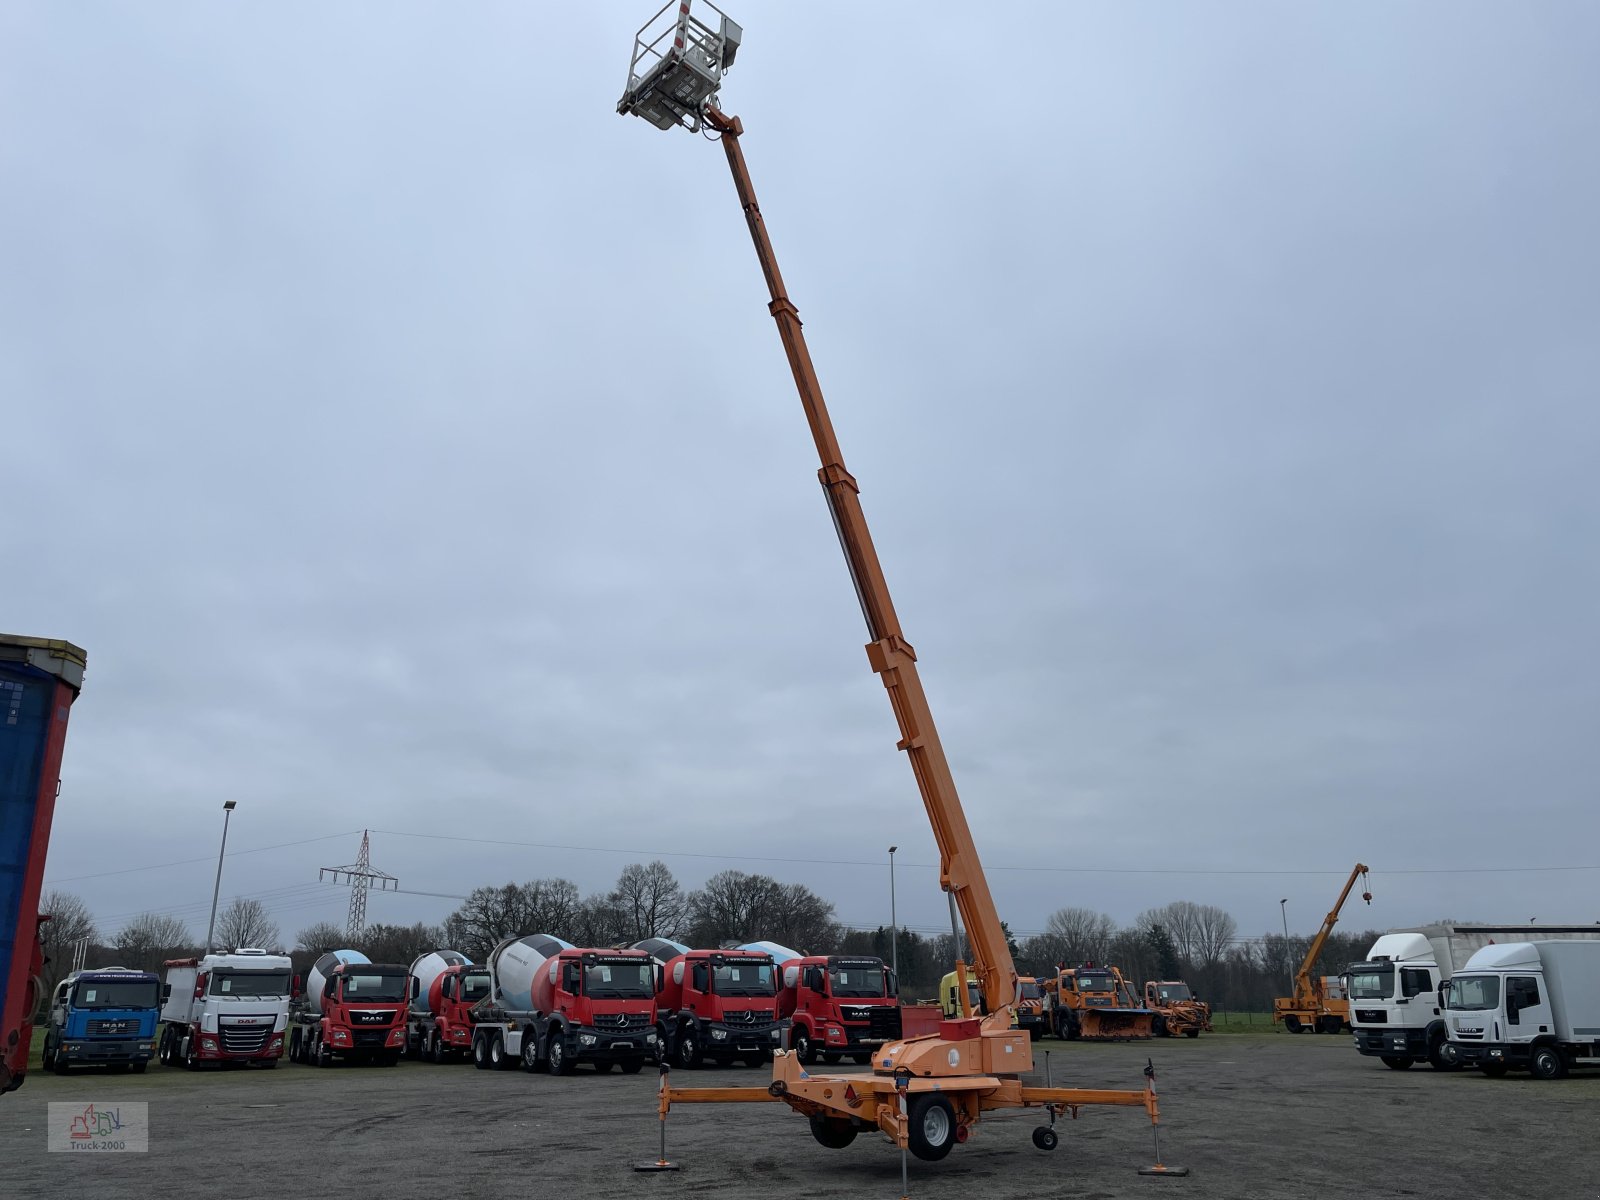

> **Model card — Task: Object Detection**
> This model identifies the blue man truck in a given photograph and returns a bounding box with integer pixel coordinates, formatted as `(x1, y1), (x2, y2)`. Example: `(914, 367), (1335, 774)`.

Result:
(0, 635), (88, 1094)
(41, 968), (161, 1074)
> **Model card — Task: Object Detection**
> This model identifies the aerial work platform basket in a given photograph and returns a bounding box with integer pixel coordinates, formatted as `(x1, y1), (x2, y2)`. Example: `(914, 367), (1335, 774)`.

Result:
(617, 0), (742, 132)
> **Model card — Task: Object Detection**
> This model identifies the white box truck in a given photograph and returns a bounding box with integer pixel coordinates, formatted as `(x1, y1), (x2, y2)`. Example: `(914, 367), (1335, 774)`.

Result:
(1346, 924), (1600, 1071)
(1445, 940), (1600, 1079)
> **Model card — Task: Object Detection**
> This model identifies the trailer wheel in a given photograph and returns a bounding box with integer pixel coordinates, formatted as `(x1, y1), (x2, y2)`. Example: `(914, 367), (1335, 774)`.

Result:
(1381, 1056), (1413, 1070)
(907, 1094), (957, 1161)
(1530, 1045), (1568, 1081)
(809, 1114), (858, 1149)
(472, 1033), (491, 1070)
(1031, 1126), (1059, 1151)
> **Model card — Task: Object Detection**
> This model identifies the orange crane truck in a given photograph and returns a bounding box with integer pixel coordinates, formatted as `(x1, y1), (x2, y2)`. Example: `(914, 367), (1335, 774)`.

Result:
(618, 1), (1164, 1163)
(1275, 863), (1371, 1034)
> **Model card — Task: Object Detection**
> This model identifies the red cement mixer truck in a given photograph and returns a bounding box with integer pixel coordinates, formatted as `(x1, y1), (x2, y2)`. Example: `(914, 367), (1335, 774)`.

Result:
(287, 950), (410, 1067)
(405, 950), (489, 1063)
(741, 942), (902, 1065)
(470, 934), (658, 1075)
(638, 942), (786, 1069)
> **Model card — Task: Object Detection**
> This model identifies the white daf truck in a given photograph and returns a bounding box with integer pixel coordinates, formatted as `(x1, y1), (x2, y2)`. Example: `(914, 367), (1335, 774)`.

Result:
(157, 948), (294, 1068)
(1445, 940), (1600, 1079)
(1346, 924), (1600, 1071)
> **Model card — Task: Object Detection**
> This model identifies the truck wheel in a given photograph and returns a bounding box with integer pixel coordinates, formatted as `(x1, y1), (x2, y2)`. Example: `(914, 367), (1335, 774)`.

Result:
(1530, 1045), (1568, 1081)
(520, 1035), (540, 1072)
(791, 1028), (816, 1065)
(1318, 1016), (1343, 1034)
(488, 1033), (507, 1069)
(675, 1029), (701, 1069)
(809, 1114), (858, 1149)
(547, 1035), (573, 1076)
(750, 1051), (775, 1067)
(619, 1058), (644, 1075)
(53, 1053), (69, 1076)
(594, 1060), (614, 1073)
(1283, 1015), (1302, 1034)
(316, 1038), (333, 1068)
(1184, 1029), (1201, 1039)
(433, 1035), (450, 1066)
(907, 1094), (957, 1162)
(1428, 1036), (1460, 1071)
(131, 1061), (148, 1074)
(41, 1039), (55, 1070)
(1152, 1015), (1169, 1037)
(185, 1038), (200, 1070)
(1065, 1017), (1081, 1042)
(1381, 1056), (1413, 1070)
(1480, 1063), (1509, 1078)
(472, 1034), (491, 1070)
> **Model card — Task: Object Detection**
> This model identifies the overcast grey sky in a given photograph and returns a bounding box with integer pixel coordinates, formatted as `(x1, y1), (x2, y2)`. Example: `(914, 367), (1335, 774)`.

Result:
(6, 2), (1598, 951)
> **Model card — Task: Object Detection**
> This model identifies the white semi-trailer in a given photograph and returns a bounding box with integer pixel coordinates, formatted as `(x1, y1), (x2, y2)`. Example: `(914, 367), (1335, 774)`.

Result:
(1446, 940), (1600, 1079)
(1346, 924), (1600, 1071)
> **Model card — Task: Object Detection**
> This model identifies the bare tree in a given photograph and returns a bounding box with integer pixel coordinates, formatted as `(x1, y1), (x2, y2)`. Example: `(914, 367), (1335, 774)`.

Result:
(609, 861), (685, 943)
(569, 893), (627, 948)
(37, 890), (96, 1011)
(1029, 907), (1116, 967)
(111, 912), (193, 973)
(684, 870), (777, 947)
(295, 921), (349, 957)
(442, 878), (583, 961)
(361, 922), (443, 965)
(213, 898), (280, 952)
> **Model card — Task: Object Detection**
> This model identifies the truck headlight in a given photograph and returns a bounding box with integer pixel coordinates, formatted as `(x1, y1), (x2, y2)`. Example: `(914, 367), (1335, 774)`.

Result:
(711, 1029), (728, 1041)
(646, 1032), (659, 1044)
(333, 1030), (350, 1044)
(770, 1030), (781, 1040)
(579, 1034), (597, 1046)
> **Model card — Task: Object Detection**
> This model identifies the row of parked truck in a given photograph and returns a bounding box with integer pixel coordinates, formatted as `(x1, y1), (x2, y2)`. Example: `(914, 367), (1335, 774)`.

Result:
(941, 966), (1212, 1041)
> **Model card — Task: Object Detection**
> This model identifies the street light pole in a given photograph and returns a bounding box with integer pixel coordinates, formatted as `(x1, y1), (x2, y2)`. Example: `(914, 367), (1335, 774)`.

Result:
(1279, 898), (1291, 992)
(888, 846), (898, 977)
(205, 801), (237, 954)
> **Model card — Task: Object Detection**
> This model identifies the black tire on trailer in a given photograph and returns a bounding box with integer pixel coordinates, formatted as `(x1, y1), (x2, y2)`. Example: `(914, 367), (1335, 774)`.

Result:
(1381, 1056), (1413, 1070)
(1031, 1126), (1059, 1151)
(1530, 1045), (1567, 1081)
(907, 1094), (957, 1162)
(809, 1113), (858, 1149)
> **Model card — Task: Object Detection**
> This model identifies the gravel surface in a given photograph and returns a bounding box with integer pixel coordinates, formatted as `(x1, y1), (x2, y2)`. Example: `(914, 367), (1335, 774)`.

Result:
(3, 1033), (1594, 1199)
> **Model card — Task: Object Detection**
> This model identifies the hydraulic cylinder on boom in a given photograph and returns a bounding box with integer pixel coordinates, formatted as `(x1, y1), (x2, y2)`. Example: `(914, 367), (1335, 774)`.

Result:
(617, 1), (1162, 1163)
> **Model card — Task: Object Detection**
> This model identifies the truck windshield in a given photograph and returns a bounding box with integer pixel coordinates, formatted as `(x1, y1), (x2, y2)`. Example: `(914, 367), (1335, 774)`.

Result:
(211, 971), (292, 998)
(341, 973), (408, 1002)
(1446, 975), (1500, 1012)
(461, 971), (491, 1003)
(584, 963), (655, 998)
(713, 962), (775, 997)
(1019, 980), (1042, 1001)
(1154, 983), (1192, 1003)
(1079, 974), (1115, 993)
(74, 980), (159, 1009)
(1347, 964), (1395, 1000)
(828, 967), (887, 998)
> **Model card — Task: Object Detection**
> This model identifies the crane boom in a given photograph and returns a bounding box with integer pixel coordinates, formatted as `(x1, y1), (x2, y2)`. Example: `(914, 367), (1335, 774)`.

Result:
(1296, 863), (1371, 994)
(704, 108), (1017, 1021)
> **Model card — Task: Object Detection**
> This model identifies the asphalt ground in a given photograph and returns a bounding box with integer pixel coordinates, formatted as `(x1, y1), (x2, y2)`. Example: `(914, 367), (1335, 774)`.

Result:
(2, 1032), (1595, 1199)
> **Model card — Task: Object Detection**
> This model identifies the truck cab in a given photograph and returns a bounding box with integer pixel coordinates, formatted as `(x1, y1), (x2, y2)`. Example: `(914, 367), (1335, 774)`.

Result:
(1015, 976), (1046, 1036)
(41, 968), (160, 1074)
(159, 949), (293, 1068)
(1345, 933), (1455, 1070)
(301, 961), (410, 1066)
(1445, 941), (1600, 1080)
(780, 955), (901, 1065)
(657, 948), (785, 1069)
(1042, 965), (1153, 1040)
(939, 970), (983, 1019)
(410, 961), (490, 1062)
(1143, 979), (1211, 1038)
(529, 948), (658, 1075)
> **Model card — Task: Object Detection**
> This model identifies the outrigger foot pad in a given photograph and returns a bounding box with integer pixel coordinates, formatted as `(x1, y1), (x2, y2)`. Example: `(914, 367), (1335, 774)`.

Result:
(1138, 1165), (1190, 1177)
(634, 1161), (681, 1172)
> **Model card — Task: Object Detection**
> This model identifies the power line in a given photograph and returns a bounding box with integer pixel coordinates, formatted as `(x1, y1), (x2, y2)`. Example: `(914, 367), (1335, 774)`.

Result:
(44, 830), (363, 885)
